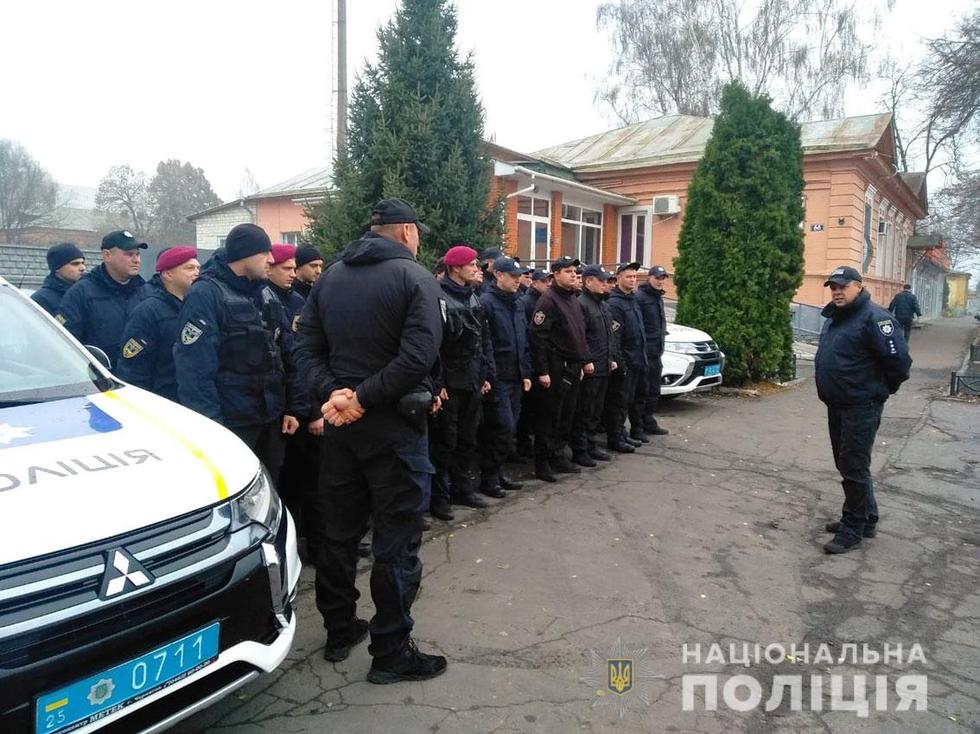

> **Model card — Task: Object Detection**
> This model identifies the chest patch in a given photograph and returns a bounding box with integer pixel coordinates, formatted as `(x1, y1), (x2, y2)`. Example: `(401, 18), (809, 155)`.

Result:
(292, 314), (301, 332)
(533, 311), (546, 326)
(55, 313), (67, 325)
(180, 321), (203, 345)
(121, 338), (144, 359)
(877, 319), (894, 336)
(611, 320), (621, 332)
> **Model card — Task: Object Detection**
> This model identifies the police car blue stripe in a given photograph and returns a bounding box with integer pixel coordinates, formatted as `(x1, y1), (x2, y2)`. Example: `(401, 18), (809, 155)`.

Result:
(0, 397), (122, 449)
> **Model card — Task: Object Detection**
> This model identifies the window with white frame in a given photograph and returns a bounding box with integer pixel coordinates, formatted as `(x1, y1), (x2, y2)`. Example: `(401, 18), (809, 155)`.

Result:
(281, 232), (302, 245)
(560, 204), (603, 263)
(863, 186), (876, 272)
(517, 194), (550, 266)
(217, 236), (227, 247)
(877, 200), (889, 278)
(618, 209), (649, 265)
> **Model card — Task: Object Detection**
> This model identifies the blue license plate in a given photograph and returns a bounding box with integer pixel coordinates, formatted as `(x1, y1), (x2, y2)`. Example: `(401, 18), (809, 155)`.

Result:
(703, 364), (721, 377)
(35, 622), (220, 734)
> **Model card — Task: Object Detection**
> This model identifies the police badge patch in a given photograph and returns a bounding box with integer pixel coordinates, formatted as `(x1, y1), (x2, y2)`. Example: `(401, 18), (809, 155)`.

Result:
(292, 314), (301, 332)
(611, 320), (621, 332)
(439, 298), (448, 324)
(877, 319), (894, 336)
(180, 321), (203, 345)
(121, 338), (144, 359)
(55, 314), (66, 325)
(533, 311), (546, 325)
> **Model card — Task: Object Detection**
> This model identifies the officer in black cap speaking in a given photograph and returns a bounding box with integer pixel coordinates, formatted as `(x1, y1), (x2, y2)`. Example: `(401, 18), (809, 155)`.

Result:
(528, 255), (589, 482)
(293, 197), (447, 683)
(56, 230), (148, 367)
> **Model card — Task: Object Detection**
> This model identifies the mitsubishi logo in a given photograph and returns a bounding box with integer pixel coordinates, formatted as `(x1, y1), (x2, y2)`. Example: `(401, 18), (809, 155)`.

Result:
(99, 548), (154, 599)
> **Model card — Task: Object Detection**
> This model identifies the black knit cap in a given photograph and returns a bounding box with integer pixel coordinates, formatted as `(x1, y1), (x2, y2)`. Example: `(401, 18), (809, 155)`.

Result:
(47, 242), (85, 272)
(225, 223), (272, 263)
(296, 243), (323, 267)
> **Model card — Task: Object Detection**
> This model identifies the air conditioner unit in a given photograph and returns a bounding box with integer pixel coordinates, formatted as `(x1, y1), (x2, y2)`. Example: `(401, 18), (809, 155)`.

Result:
(653, 195), (681, 215)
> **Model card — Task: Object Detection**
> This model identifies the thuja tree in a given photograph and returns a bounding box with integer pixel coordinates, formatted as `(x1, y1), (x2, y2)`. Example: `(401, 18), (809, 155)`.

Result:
(674, 82), (804, 384)
(306, 0), (504, 260)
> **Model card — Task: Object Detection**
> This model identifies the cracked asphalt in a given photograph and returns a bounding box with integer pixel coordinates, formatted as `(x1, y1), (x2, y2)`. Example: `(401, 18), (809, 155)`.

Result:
(175, 317), (979, 734)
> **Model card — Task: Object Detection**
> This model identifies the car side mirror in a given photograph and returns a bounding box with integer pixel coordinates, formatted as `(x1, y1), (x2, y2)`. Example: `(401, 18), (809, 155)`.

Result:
(85, 345), (112, 371)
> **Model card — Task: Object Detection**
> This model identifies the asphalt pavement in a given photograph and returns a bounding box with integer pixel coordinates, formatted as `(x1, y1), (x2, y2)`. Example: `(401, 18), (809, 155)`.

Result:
(176, 316), (979, 734)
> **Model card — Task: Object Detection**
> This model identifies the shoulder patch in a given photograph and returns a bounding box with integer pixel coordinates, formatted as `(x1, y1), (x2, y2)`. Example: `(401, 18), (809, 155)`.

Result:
(180, 321), (204, 345)
(439, 298), (448, 324)
(877, 319), (894, 336)
(533, 311), (546, 326)
(121, 338), (144, 359)
(54, 313), (66, 325)
(611, 320), (621, 332)
(292, 313), (301, 332)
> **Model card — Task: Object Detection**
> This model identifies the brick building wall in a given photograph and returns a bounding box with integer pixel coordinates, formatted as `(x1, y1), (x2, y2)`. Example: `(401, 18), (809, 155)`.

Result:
(193, 206), (254, 249)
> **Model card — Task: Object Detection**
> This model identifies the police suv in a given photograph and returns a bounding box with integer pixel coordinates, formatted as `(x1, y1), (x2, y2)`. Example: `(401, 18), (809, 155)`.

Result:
(0, 276), (301, 733)
(661, 324), (726, 396)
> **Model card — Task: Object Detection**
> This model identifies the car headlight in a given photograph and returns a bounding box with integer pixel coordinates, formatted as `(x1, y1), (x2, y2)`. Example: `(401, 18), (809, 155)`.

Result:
(669, 342), (701, 354)
(232, 466), (283, 532)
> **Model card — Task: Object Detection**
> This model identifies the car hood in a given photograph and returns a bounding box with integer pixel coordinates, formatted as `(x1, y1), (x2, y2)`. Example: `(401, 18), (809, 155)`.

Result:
(665, 323), (713, 342)
(0, 387), (258, 566)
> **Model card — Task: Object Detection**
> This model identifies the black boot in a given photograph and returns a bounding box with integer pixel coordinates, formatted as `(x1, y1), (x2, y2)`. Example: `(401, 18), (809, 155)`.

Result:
(629, 429), (650, 443)
(551, 455), (582, 474)
(825, 520), (877, 538)
(367, 638), (447, 684)
(572, 451), (597, 468)
(624, 435), (643, 447)
(498, 472), (523, 491)
(452, 492), (489, 508)
(479, 474), (506, 498)
(535, 460), (557, 482)
(823, 533), (862, 554)
(588, 447), (611, 461)
(429, 497), (454, 521)
(608, 436), (635, 453)
(323, 618), (370, 662)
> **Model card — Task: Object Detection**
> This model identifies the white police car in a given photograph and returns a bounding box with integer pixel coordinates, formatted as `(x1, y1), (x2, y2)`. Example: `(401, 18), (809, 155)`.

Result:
(661, 324), (726, 396)
(0, 276), (301, 733)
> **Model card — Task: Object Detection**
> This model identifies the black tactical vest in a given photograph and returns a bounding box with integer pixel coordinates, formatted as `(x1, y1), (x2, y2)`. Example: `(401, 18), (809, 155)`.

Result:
(441, 291), (484, 371)
(211, 279), (285, 381)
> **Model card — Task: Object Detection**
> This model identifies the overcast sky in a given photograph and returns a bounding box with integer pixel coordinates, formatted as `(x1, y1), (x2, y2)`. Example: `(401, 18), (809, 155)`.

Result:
(1, 0), (973, 201)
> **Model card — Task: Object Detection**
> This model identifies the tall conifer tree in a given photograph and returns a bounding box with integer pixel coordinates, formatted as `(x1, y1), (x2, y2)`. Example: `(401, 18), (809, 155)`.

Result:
(307, 0), (503, 260)
(674, 82), (804, 383)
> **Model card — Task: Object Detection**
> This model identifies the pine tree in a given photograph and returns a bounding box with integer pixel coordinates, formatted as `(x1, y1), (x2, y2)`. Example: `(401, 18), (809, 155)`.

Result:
(673, 82), (804, 384)
(306, 0), (503, 261)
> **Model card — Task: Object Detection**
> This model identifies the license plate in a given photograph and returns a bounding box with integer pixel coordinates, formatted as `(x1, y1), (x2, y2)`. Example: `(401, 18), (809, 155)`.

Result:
(703, 364), (721, 377)
(35, 622), (220, 734)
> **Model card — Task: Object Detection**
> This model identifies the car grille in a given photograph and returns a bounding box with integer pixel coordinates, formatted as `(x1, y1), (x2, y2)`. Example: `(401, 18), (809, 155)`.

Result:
(689, 341), (721, 360)
(0, 506), (231, 667)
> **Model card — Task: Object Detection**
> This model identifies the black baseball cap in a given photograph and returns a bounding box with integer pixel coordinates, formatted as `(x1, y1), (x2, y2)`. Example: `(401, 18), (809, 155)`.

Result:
(370, 198), (430, 235)
(101, 230), (147, 251)
(479, 247), (504, 261)
(582, 264), (613, 281)
(615, 261), (641, 274)
(550, 256), (580, 272)
(493, 256), (526, 275)
(648, 265), (669, 278)
(824, 266), (862, 286)
(530, 270), (550, 282)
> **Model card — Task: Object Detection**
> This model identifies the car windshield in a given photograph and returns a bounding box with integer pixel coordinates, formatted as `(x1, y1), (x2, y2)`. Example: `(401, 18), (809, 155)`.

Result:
(0, 282), (114, 405)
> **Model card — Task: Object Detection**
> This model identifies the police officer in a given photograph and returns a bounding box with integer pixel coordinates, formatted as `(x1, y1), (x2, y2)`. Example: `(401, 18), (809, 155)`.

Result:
(887, 284), (922, 342)
(515, 270), (551, 458)
(476, 247), (503, 294)
(570, 265), (620, 466)
(116, 246), (199, 400)
(267, 244), (306, 331)
(430, 244), (495, 518)
(56, 230), (147, 366)
(478, 256), (531, 496)
(293, 243), (324, 301)
(635, 265), (670, 436)
(604, 262), (648, 450)
(293, 197), (446, 682)
(173, 223), (300, 476)
(816, 266), (911, 554)
(31, 242), (86, 316)
(529, 255), (590, 482)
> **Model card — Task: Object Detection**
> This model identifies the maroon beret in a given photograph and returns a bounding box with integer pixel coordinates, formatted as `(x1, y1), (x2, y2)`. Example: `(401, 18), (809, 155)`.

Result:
(271, 243), (297, 265)
(155, 245), (197, 273)
(443, 245), (478, 268)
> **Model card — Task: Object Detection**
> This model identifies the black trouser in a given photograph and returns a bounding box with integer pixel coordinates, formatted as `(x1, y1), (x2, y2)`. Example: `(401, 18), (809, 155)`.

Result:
(570, 375), (608, 454)
(827, 402), (883, 540)
(898, 320), (912, 342)
(516, 385), (537, 453)
(534, 361), (582, 462)
(312, 423), (431, 658)
(231, 421), (286, 480)
(479, 380), (523, 478)
(640, 354), (663, 430)
(604, 367), (641, 441)
(430, 388), (482, 500)
(277, 425), (321, 540)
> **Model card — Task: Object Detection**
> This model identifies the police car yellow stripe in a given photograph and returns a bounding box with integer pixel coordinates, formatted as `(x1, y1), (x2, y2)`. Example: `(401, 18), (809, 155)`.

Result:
(101, 391), (229, 501)
(44, 698), (68, 713)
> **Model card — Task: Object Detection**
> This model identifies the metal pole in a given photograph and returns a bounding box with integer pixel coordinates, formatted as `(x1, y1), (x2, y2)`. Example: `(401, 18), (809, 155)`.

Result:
(336, 0), (348, 160)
